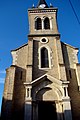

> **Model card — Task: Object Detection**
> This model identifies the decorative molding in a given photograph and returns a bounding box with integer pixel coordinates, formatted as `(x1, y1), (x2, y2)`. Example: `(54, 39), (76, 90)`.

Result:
(28, 8), (58, 13)
(28, 33), (60, 37)
(38, 45), (51, 69)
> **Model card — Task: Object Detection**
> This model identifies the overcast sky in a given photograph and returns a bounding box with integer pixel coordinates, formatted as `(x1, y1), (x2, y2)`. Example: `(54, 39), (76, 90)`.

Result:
(0, 0), (80, 112)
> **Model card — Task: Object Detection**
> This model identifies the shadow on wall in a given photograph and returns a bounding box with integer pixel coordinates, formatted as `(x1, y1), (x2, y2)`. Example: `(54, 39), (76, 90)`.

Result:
(1, 66), (26, 120)
(0, 97), (73, 120)
(61, 42), (80, 120)
(1, 98), (24, 120)
(1, 98), (13, 120)
(33, 40), (47, 80)
(68, 68), (80, 120)
(25, 101), (73, 120)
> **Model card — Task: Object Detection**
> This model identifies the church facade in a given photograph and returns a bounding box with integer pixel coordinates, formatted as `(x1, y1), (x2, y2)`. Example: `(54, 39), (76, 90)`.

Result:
(1, 0), (80, 120)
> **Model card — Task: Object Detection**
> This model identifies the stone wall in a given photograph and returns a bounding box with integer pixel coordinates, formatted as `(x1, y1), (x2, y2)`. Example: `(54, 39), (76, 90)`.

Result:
(32, 36), (66, 81)
(11, 44), (28, 69)
(1, 66), (26, 120)
(28, 8), (58, 35)
(61, 42), (80, 120)
(1, 66), (16, 120)
(12, 67), (26, 120)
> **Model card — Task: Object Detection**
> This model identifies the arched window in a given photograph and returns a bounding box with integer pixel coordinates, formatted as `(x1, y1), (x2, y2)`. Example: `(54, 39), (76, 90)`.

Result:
(41, 47), (49, 68)
(44, 17), (50, 29)
(35, 18), (42, 30)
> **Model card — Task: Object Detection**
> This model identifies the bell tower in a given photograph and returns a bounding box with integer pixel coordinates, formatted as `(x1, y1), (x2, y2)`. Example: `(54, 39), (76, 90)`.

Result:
(1, 0), (80, 120)
(28, 0), (59, 35)
(24, 0), (72, 120)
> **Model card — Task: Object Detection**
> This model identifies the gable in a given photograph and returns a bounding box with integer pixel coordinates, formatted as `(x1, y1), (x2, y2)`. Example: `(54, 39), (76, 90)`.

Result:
(11, 43), (28, 68)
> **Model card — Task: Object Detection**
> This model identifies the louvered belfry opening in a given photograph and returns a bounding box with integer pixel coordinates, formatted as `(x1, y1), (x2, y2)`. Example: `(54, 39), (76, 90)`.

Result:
(44, 17), (50, 29)
(35, 18), (42, 30)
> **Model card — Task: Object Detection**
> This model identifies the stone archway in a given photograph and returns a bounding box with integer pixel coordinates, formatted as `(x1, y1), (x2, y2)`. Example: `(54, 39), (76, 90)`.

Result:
(32, 87), (61, 120)
(25, 76), (72, 120)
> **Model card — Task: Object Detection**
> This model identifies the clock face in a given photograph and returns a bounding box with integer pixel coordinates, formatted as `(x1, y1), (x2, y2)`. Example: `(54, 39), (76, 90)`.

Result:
(39, 4), (46, 8)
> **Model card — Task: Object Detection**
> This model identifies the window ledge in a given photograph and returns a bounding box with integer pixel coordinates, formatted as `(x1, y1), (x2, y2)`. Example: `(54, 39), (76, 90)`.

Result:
(39, 67), (51, 70)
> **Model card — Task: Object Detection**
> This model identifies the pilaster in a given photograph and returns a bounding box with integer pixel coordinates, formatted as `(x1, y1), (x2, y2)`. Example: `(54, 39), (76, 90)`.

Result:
(24, 83), (32, 120)
(62, 81), (72, 120)
(62, 99), (72, 120)
(26, 39), (33, 82)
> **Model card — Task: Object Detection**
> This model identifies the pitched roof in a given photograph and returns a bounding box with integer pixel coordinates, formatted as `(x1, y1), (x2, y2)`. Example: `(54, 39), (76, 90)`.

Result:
(11, 43), (28, 52)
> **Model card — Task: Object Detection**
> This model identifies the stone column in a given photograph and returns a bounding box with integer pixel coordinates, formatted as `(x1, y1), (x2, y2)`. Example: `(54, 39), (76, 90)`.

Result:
(24, 84), (32, 120)
(56, 101), (63, 120)
(62, 82), (72, 120)
(25, 101), (32, 120)
(49, 17), (53, 30)
(42, 18), (44, 30)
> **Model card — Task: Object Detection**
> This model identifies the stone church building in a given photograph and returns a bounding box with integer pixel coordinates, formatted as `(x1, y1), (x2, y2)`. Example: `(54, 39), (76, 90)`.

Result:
(1, 0), (80, 120)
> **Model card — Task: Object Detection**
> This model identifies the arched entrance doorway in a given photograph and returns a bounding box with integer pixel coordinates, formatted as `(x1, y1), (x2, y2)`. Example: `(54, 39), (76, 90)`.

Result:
(32, 87), (59, 120)
(38, 101), (57, 120)
(32, 79), (63, 120)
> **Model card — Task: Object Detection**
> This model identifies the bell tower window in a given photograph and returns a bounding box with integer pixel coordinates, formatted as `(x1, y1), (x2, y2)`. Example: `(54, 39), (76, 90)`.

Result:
(35, 18), (42, 30)
(41, 47), (49, 68)
(44, 17), (50, 29)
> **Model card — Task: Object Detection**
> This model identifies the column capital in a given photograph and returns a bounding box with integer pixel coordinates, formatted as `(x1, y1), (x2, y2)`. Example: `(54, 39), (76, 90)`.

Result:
(62, 97), (71, 101)
(24, 82), (32, 88)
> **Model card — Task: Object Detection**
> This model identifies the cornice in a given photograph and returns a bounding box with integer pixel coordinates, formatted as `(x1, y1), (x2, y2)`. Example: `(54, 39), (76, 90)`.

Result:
(28, 8), (58, 13)
(28, 33), (60, 37)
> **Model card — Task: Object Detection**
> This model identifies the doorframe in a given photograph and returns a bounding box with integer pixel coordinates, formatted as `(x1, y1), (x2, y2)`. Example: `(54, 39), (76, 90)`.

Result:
(32, 100), (61, 120)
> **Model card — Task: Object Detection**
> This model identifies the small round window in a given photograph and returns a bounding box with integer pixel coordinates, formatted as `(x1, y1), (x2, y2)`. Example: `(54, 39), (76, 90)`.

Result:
(40, 37), (48, 43)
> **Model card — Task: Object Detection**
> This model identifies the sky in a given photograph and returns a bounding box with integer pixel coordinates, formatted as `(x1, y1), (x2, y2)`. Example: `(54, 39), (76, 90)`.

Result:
(0, 0), (80, 113)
